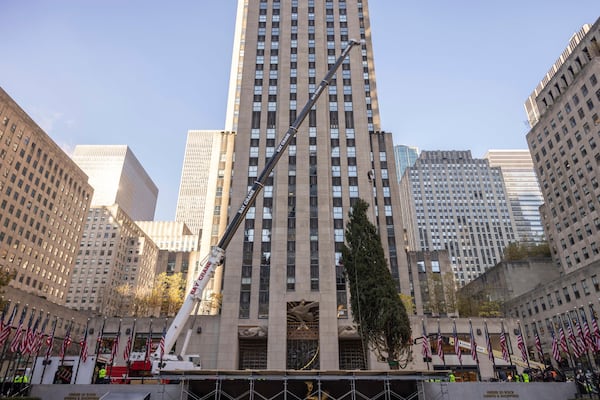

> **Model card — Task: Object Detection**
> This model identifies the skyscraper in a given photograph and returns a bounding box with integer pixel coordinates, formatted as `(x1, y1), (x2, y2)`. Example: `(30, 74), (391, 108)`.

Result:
(484, 149), (545, 243)
(72, 145), (158, 221)
(525, 18), (600, 272)
(0, 87), (93, 305)
(393, 144), (419, 182)
(215, 0), (409, 370)
(399, 150), (517, 286)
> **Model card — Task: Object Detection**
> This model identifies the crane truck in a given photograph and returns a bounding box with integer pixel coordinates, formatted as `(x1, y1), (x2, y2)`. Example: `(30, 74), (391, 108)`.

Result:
(151, 39), (361, 374)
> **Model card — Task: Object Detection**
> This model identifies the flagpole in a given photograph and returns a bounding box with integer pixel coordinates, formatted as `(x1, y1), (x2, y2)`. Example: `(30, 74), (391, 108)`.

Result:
(469, 320), (480, 381)
(74, 318), (90, 384)
(124, 319), (136, 382)
(533, 326), (547, 370)
(0, 300), (13, 375)
(0, 301), (17, 395)
(484, 321), (496, 378)
(143, 319), (153, 384)
(22, 309), (42, 382)
(437, 319), (446, 368)
(6, 305), (29, 387)
(500, 320), (514, 372)
(573, 307), (593, 371)
(516, 320), (531, 370)
(109, 319), (122, 381)
(60, 319), (74, 367)
(452, 318), (462, 366)
(557, 314), (577, 373)
(421, 319), (430, 370)
(41, 316), (58, 384)
(29, 312), (50, 385)
(588, 303), (600, 364)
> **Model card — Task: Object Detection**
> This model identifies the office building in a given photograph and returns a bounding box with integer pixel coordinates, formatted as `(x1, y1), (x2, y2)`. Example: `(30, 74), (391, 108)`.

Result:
(393, 144), (418, 182)
(137, 221), (220, 315)
(516, 18), (600, 362)
(67, 205), (159, 316)
(0, 87), (93, 305)
(72, 145), (158, 221)
(214, 0), (411, 371)
(399, 150), (517, 286)
(484, 149), (545, 243)
(525, 19), (600, 273)
(175, 130), (234, 260)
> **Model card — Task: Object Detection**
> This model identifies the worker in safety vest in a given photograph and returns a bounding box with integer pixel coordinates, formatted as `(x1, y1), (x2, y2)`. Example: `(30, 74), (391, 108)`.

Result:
(448, 372), (456, 382)
(98, 365), (107, 383)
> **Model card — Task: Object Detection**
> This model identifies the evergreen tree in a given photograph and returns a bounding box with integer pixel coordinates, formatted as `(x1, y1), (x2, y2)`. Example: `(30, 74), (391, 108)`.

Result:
(341, 198), (412, 369)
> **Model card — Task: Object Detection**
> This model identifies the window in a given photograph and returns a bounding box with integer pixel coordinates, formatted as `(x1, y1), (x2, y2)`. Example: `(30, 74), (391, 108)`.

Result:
(563, 287), (571, 302)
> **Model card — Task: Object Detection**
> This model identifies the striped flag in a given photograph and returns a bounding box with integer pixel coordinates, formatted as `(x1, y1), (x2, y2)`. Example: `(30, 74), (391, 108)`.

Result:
(123, 320), (136, 362)
(452, 320), (462, 364)
(59, 322), (73, 359)
(80, 336), (88, 363)
(45, 317), (58, 360)
(10, 309), (27, 353)
(499, 324), (510, 362)
(516, 328), (528, 363)
(159, 326), (166, 360)
(0, 305), (17, 346)
(567, 322), (583, 358)
(534, 330), (543, 362)
(551, 328), (562, 363)
(582, 318), (594, 352)
(590, 310), (600, 351)
(421, 320), (431, 359)
(145, 319), (153, 363)
(574, 319), (588, 355)
(79, 320), (89, 363)
(469, 321), (478, 362)
(32, 314), (50, 355)
(23, 312), (41, 355)
(558, 325), (569, 354)
(437, 321), (444, 362)
(110, 319), (122, 364)
(484, 322), (494, 362)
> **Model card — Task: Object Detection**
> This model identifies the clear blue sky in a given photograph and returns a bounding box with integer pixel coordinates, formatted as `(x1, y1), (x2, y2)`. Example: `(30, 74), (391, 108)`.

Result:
(1, 2), (599, 221)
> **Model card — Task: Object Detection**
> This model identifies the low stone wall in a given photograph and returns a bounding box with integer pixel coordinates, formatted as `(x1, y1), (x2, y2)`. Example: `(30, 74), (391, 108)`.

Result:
(423, 381), (578, 400)
(30, 384), (182, 400)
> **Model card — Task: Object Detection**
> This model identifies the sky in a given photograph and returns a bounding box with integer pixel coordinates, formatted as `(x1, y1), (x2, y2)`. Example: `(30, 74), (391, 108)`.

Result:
(1, 1), (599, 221)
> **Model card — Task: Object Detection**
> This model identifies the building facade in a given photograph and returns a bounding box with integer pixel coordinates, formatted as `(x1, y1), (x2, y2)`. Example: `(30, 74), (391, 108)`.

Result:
(214, 0), (411, 371)
(0, 87), (93, 305)
(484, 150), (545, 243)
(67, 205), (159, 316)
(399, 150), (518, 286)
(393, 144), (418, 183)
(72, 145), (158, 221)
(137, 221), (220, 315)
(175, 130), (235, 244)
(525, 19), (600, 274)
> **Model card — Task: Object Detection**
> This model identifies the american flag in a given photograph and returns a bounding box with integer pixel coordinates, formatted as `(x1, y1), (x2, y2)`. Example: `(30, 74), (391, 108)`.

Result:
(80, 337), (88, 363)
(534, 330), (543, 362)
(469, 321), (478, 362)
(59, 324), (73, 359)
(0, 306), (17, 346)
(558, 326), (569, 354)
(123, 334), (132, 362)
(499, 326), (510, 362)
(421, 320), (431, 359)
(551, 329), (562, 363)
(159, 326), (166, 360)
(437, 322), (445, 362)
(516, 329), (528, 362)
(582, 319), (594, 352)
(45, 333), (54, 359)
(590, 311), (600, 351)
(10, 320), (25, 353)
(574, 319), (588, 355)
(453, 321), (462, 364)
(145, 335), (152, 362)
(22, 314), (40, 355)
(567, 323), (583, 358)
(484, 322), (494, 362)
(110, 335), (120, 363)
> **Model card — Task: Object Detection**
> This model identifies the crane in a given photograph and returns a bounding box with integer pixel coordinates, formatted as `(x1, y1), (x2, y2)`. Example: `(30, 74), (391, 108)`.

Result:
(152, 39), (361, 373)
